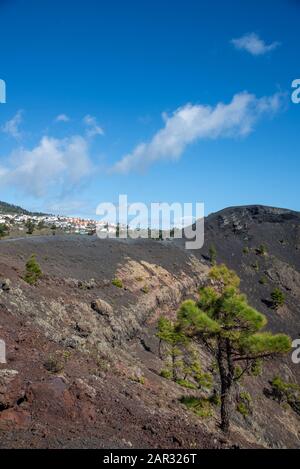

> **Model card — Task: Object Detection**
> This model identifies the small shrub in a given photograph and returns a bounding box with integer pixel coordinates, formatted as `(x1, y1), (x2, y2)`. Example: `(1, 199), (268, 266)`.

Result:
(141, 285), (149, 294)
(112, 278), (123, 288)
(209, 391), (221, 406)
(25, 219), (35, 235)
(23, 254), (42, 285)
(44, 355), (65, 374)
(234, 365), (243, 381)
(259, 276), (267, 285)
(271, 288), (285, 309)
(236, 391), (252, 417)
(37, 220), (45, 230)
(61, 350), (72, 360)
(0, 223), (9, 238)
(250, 359), (262, 377)
(236, 402), (248, 416)
(160, 369), (172, 379)
(176, 379), (197, 390)
(268, 375), (300, 415)
(243, 246), (250, 254)
(130, 374), (145, 384)
(180, 396), (213, 418)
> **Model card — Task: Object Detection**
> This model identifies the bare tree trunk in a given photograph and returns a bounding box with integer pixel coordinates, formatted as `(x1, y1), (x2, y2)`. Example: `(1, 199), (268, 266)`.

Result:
(217, 338), (233, 433)
(171, 348), (177, 382)
(158, 338), (162, 359)
(220, 385), (230, 433)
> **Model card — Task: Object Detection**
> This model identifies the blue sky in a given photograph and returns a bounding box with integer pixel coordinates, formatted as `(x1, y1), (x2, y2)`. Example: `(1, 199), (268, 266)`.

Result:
(0, 0), (299, 218)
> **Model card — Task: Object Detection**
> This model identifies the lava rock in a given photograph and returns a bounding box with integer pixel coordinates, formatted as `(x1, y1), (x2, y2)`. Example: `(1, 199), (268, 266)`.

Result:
(91, 298), (113, 317)
(1, 279), (11, 292)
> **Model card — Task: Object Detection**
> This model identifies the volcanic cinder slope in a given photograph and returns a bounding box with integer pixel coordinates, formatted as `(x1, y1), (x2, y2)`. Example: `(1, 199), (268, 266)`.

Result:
(0, 205), (299, 448)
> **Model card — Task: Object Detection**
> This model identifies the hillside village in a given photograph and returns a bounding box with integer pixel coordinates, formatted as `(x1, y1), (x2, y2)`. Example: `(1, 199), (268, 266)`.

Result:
(0, 204), (119, 237)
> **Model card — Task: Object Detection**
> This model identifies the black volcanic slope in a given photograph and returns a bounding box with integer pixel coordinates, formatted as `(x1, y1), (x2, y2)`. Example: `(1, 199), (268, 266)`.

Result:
(198, 205), (300, 336)
(0, 204), (299, 449)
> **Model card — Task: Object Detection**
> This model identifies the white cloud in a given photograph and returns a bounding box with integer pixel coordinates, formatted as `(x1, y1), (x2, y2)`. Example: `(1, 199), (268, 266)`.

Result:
(0, 135), (93, 197)
(83, 114), (104, 137)
(231, 33), (280, 56)
(112, 92), (284, 174)
(55, 114), (70, 122)
(2, 110), (23, 139)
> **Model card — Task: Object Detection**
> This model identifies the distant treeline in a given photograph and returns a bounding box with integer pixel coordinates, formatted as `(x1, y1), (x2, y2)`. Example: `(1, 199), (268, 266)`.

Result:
(0, 200), (48, 217)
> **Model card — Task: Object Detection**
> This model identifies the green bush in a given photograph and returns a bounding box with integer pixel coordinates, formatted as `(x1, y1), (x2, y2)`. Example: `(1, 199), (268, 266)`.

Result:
(24, 254), (42, 285)
(160, 369), (172, 379)
(269, 375), (300, 415)
(112, 278), (123, 288)
(0, 223), (9, 238)
(250, 359), (263, 377)
(44, 355), (64, 373)
(180, 396), (213, 418)
(176, 379), (197, 389)
(271, 288), (285, 309)
(259, 276), (267, 285)
(130, 374), (145, 384)
(236, 391), (252, 417)
(209, 391), (221, 406)
(25, 219), (35, 235)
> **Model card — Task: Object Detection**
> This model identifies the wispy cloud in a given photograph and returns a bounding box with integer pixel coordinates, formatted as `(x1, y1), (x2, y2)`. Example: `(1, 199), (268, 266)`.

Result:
(231, 33), (280, 56)
(112, 92), (284, 174)
(0, 135), (93, 198)
(2, 110), (23, 139)
(83, 114), (104, 137)
(55, 113), (70, 122)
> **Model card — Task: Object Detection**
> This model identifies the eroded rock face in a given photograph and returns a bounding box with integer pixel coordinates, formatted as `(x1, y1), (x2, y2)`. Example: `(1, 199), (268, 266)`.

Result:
(0, 408), (31, 431)
(0, 369), (23, 409)
(78, 279), (97, 290)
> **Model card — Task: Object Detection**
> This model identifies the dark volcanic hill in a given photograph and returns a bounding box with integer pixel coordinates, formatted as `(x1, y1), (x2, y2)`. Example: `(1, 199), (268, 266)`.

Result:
(0, 205), (299, 449)
(199, 205), (300, 337)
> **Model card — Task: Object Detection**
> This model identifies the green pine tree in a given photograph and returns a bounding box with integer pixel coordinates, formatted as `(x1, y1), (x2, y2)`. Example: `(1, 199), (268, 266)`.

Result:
(25, 219), (35, 235)
(176, 264), (291, 433)
(24, 254), (42, 285)
(271, 288), (285, 309)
